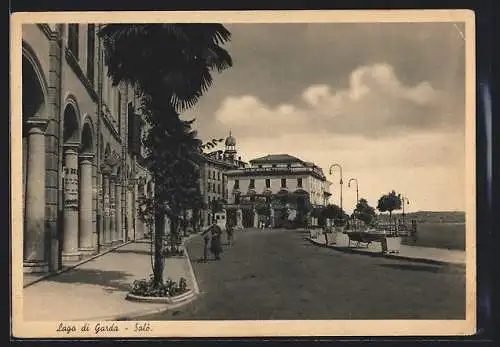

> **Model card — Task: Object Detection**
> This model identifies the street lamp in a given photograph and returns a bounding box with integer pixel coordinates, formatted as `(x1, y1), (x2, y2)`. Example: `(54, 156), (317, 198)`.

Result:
(328, 163), (343, 211)
(348, 178), (359, 205)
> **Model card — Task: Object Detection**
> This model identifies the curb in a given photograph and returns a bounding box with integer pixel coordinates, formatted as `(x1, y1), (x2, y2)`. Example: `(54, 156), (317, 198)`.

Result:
(23, 240), (134, 288)
(92, 236), (202, 321)
(182, 234), (201, 295)
(306, 237), (465, 269)
(84, 294), (199, 321)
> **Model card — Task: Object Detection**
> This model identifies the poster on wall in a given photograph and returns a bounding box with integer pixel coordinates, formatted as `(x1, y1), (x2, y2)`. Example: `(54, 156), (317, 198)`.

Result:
(63, 167), (78, 208)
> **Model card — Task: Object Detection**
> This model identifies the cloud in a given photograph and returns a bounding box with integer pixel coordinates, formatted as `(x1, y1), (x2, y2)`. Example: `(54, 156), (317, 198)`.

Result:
(213, 63), (461, 139)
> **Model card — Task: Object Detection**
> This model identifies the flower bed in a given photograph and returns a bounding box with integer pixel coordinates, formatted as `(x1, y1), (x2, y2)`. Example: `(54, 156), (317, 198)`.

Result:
(163, 246), (185, 258)
(128, 275), (189, 300)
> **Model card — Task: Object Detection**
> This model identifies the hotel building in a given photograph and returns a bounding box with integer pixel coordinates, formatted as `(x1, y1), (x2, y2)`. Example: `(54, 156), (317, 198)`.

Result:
(225, 154), (332, 227)
(197, 132), (247, 226)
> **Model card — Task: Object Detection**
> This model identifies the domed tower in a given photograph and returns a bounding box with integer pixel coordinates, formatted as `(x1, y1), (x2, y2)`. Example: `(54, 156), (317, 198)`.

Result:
(224, 130), (237, 161)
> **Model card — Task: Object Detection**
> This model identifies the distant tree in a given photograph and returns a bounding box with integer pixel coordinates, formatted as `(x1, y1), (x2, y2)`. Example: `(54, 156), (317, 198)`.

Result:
(321, 204), (346, 226)
(377, 190), (402, 219)
(255, 203), (271, 217)
(209, 197), (226, 214)
(354, 198), (377, 226)
(295, 197), (312, 227)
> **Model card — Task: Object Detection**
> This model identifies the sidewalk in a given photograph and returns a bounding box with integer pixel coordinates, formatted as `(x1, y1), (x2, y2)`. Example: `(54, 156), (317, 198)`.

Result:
(23, 240), (199, 321)
(307, 231), (466, 267)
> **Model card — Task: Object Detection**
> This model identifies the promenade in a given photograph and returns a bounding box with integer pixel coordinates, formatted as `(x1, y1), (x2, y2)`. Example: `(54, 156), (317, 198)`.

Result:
(23, 240), (198, 321)
(307, 230), (466, 266)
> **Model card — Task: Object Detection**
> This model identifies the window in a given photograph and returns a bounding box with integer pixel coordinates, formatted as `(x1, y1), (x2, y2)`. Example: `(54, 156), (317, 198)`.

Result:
(258, 165), (263, 168)
(249, 179), (255, 189)
(213, 171), (216, 180)
(265, 179), (271, 188)
(297, 178), (303, 188)
(234, 180), (239, 189)
(218, 172), (221, 180)
(272, 164), (277, 168)
(86, 24), (95, 83)
(281, 178), (287, 188)
(217, 184), (221, 194)
(68, 24), (79, 59)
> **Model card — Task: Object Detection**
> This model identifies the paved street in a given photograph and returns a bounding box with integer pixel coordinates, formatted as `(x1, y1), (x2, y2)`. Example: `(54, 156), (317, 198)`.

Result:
(133, 228), (465, 320)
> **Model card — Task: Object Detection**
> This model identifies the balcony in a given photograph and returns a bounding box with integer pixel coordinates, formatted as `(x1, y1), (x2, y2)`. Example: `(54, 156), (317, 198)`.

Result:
(226, 165), (326, 179)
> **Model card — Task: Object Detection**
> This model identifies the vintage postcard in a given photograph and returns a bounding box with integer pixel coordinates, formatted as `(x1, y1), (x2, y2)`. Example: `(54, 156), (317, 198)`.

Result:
(11, 10), (476, 338)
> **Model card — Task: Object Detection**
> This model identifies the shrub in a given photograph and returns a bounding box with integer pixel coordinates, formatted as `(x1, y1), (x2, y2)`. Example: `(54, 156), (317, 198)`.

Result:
(130, 275), (189, 297)
(163, 246), (184, 257)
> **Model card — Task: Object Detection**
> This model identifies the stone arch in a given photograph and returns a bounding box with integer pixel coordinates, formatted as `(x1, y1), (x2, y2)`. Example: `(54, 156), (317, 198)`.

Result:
(62, 95), (81, 144)
(80, 115), (95, 155)
(22, 42), (48, 120)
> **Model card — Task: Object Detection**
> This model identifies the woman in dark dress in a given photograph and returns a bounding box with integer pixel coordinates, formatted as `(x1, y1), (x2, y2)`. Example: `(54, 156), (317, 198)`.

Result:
(210, 223), (223, 260)
(226, 222), (234, 246)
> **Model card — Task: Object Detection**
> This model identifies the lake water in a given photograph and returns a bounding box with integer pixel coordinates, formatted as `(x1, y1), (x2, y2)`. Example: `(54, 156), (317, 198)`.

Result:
(401, 222), (466, 250)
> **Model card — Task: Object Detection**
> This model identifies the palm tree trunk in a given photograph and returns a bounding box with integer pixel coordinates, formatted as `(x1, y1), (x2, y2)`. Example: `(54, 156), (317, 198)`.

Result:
(183, 209), (188, 236)
(153, 203), (165, 287)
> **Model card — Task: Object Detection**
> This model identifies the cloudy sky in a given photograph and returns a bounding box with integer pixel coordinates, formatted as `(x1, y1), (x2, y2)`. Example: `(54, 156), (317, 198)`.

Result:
(183, 22), (467, 213)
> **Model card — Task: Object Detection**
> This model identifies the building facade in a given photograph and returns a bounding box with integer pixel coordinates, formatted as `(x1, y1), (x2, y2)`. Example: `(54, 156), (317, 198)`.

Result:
(197, 132), (247, 227)
(21, 24), (151, 273)
(225, 154), (332, 227)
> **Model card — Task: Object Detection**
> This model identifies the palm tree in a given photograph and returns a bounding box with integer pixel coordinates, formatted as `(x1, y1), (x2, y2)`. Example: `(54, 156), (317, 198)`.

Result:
(98, 24), (233, 288)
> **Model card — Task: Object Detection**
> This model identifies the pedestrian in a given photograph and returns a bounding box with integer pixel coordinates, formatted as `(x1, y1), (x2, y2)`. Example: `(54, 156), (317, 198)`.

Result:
(201, 224), (213, 262)
(226, 221), (234, 246)
(210, 222), (223, 260)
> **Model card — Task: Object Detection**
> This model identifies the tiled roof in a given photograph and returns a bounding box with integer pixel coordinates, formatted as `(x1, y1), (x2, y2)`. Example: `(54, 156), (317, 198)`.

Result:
(250, 154), (303, 163)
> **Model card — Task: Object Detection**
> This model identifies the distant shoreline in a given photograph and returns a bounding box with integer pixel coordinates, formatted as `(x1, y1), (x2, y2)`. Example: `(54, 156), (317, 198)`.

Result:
(377, 211), (465, 224)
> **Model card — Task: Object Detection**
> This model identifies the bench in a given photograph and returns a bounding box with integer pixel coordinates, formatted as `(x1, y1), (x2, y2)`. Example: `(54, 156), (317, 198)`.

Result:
(346, 231), (388, 251)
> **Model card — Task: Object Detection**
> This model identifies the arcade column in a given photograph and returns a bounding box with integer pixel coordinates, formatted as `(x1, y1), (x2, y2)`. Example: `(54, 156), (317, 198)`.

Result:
(109, 175), (117, 243)
(102, 170), (111, 246)
(115, 177), (123, 243)
(253, 209), (259, 228)
(62, 143), (81, 262)
(23, 118), (49, 273)
(78, 153), (95, 255)
(127, 184), (134, 241)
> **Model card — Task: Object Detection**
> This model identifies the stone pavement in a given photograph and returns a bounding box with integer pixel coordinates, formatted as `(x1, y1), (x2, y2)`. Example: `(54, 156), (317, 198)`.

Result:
(307, 230), (466, 266)
(23, 240), (198, 321)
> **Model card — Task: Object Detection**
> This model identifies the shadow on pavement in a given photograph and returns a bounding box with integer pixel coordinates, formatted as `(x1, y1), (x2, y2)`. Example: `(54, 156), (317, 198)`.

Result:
(376, 263), (460, 274)
(42, 268), (135, 293)
(112, 249), (152, 256)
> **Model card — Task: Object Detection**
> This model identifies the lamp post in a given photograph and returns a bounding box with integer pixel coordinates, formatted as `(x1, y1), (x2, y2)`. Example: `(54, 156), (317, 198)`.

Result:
(401, 195), (410, 225)
(329, 164), (343, 212)
(348, 178), (359, 205)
